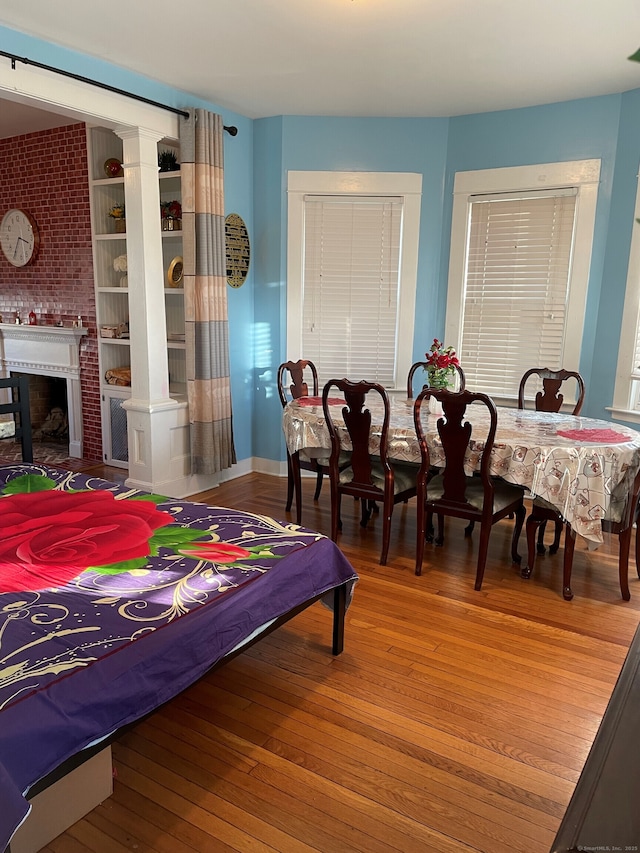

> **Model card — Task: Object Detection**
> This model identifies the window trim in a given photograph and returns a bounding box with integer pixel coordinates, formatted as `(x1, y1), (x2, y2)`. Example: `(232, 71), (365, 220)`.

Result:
(287, 171), (422, 391)
(445, 159), (600, 404)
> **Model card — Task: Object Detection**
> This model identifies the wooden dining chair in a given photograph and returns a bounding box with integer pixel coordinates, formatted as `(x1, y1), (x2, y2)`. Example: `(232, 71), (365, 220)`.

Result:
(522, 468), (640, 601)
(322, 378), (418, 565)
(518, 367), (585, 415)
(407, 361), (466, 399)
(518, 367), (587, 557)
(277, 359), (326, 524)
(413, 387), (525, 588)
(0, 375), (33, 463)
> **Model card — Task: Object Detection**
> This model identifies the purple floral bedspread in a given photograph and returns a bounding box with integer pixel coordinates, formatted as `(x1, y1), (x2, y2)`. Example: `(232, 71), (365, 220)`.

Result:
(0, 463), (357, 851)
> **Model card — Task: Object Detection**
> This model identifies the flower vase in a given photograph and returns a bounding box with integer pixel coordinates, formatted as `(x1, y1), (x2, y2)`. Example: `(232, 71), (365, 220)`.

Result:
(429, 396), (444, 416)
(114, 218), (126, 234)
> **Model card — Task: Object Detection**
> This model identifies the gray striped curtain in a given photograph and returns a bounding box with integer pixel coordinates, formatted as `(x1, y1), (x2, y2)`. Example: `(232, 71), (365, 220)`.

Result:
(180, 109), (236, 474)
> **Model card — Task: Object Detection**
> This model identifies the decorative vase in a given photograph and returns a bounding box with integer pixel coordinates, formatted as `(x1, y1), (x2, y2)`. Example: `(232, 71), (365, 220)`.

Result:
(114, 218), (126, 234)
(119, 275), (128, 288)
(428, 396), (444, 416)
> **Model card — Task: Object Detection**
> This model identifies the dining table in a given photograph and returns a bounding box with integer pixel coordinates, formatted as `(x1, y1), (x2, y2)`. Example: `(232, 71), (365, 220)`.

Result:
(282, 395), (640, 547)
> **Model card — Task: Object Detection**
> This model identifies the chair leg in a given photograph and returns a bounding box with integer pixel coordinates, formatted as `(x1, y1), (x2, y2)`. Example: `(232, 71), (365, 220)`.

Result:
(291, 452), (303, 526)
(522, 512), (543, 579)
(562, 525), (575, 601)
(380, 502), (393, 566)
(549, 517), (563, 555)
(536, 520), (547, 555)
(474, 523), (492, 590)
(313, 468), (323, 501)
(464, 521), (475, 537)
(618, 526), (632, 601)
(510, 505), (525, 565)
(415, 491), (426, 576)
(285, 452), (294, 512)
(435, 513), (445, 546)
(425, 510), (434, 543)
(360, 499), (373, 528)
(330, 487), (342, 543)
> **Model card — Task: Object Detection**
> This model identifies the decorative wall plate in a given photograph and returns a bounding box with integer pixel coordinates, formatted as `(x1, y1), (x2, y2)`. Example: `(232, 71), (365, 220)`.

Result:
(225, 213), (250, 288)
(167, 256), (184, 288)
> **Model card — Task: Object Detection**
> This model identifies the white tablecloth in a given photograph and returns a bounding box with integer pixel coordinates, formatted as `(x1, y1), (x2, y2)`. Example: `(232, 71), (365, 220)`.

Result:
(283, 397), (640, 545)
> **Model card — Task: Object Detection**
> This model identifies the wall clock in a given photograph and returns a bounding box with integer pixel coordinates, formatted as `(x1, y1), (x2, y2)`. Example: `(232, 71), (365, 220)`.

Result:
(0, 209), (40, 267)
(225, 213), (250, 288)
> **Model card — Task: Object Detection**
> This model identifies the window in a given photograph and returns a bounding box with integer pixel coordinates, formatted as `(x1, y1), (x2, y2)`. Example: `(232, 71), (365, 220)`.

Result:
(612, 171), (640, 423)
(445, 160), (600, 404)
(287, 171), (422, 391)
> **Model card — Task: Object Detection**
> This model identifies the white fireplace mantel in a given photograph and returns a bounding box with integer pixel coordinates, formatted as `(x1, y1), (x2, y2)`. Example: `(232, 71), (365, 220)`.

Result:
(0, 323), (88, 457)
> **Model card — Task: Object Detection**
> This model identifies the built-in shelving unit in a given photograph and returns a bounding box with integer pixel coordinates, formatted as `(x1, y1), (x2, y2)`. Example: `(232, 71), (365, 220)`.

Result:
(87, 126), (183, 467)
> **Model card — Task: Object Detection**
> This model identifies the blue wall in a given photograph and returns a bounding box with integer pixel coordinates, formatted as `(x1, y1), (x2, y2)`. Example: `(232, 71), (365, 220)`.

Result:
(4, 23), (640, 467)
(253, 97), (640, 461)
(445, 96), (623, 418)
(251, 115), (450, 463)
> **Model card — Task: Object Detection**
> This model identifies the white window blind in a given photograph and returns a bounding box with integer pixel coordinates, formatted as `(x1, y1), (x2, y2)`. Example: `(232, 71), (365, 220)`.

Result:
(630, 314), (640, 383)
(302, 195), (402, 390)
(629, 320), (640, 410)
(461, 189), (577, 399)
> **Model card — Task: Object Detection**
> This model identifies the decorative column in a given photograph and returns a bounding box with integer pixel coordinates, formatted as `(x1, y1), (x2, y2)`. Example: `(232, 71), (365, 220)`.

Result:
(116, 126), (186, 494)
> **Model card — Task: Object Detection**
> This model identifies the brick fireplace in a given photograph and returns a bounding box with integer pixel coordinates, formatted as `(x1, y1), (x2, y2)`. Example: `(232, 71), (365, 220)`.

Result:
(0, 123), (101, 460)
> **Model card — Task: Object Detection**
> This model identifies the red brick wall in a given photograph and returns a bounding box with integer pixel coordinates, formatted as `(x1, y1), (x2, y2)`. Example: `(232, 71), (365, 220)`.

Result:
(0, 124), (102, 460)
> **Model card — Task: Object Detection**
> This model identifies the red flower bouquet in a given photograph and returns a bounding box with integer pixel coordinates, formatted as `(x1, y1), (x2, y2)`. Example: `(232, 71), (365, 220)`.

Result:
(425, 338), (460, 389)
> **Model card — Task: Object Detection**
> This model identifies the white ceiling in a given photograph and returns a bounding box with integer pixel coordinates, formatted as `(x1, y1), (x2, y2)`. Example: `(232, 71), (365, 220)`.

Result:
(2, 0), (640, 132)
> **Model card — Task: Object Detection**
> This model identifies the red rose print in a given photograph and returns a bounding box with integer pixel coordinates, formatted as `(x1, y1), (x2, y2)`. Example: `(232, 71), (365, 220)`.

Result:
(180, 541), (252, 563)
(0, 490), (172, 594)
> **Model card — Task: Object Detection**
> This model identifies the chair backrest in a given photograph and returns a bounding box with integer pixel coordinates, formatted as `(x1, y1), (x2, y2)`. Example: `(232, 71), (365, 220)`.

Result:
(277, 359), (319, 408)
(413, 387), (497, 511)
(322, 378), (391, 494)
(517, 368), (585, 415)
(407, 361), (466, 398)
(0, 375), (33, 462)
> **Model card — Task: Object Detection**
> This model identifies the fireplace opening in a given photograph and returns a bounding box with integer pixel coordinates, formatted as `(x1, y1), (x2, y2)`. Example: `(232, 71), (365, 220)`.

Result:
(11, 372), (69, 447)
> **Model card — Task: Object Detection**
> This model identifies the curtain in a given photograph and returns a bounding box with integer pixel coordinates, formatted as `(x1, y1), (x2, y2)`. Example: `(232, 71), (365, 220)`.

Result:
(180, 109), (236, 474)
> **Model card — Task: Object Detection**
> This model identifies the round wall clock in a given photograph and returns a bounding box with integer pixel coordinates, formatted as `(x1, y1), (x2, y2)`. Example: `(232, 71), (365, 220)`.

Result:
(225, 213), (250, 288)
(0, 209), (40, 267)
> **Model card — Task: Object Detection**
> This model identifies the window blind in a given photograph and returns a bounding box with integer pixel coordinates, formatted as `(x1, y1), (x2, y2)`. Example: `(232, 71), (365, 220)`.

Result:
(461, 190), (577, 399)
(630, 308), (640, 386)
(302, 195), (403, 390)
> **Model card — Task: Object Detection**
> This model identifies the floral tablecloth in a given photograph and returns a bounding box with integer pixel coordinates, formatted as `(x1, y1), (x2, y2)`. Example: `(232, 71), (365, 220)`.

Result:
(283, 398), (640, 545)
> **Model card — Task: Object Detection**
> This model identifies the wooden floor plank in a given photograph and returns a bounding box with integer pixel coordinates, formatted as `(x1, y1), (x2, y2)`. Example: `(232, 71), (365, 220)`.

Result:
(30, 470), (640, 853)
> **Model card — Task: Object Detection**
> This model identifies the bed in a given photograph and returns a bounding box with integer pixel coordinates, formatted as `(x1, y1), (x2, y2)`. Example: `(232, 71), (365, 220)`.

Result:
(0, 462), (358, 852)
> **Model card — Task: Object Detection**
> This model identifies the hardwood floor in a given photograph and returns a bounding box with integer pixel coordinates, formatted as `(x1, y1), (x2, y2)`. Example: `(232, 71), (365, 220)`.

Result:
(39, 471), (640, 853)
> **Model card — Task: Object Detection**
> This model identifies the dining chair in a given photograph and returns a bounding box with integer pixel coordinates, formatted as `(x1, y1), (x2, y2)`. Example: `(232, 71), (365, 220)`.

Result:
(278, 359), (326, 524)
(518, 367), (585, 415)
(407, 361), (466, 398)
(522, 468), (640, 601)
(322, 378), (418, 565)
(413, 387), (525, 588)
(518, 367), (587, 556)
(0, 375), (33, 462)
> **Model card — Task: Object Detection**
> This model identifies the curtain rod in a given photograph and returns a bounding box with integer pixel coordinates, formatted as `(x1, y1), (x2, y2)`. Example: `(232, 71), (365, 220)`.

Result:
(0, 49), (238, 136)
